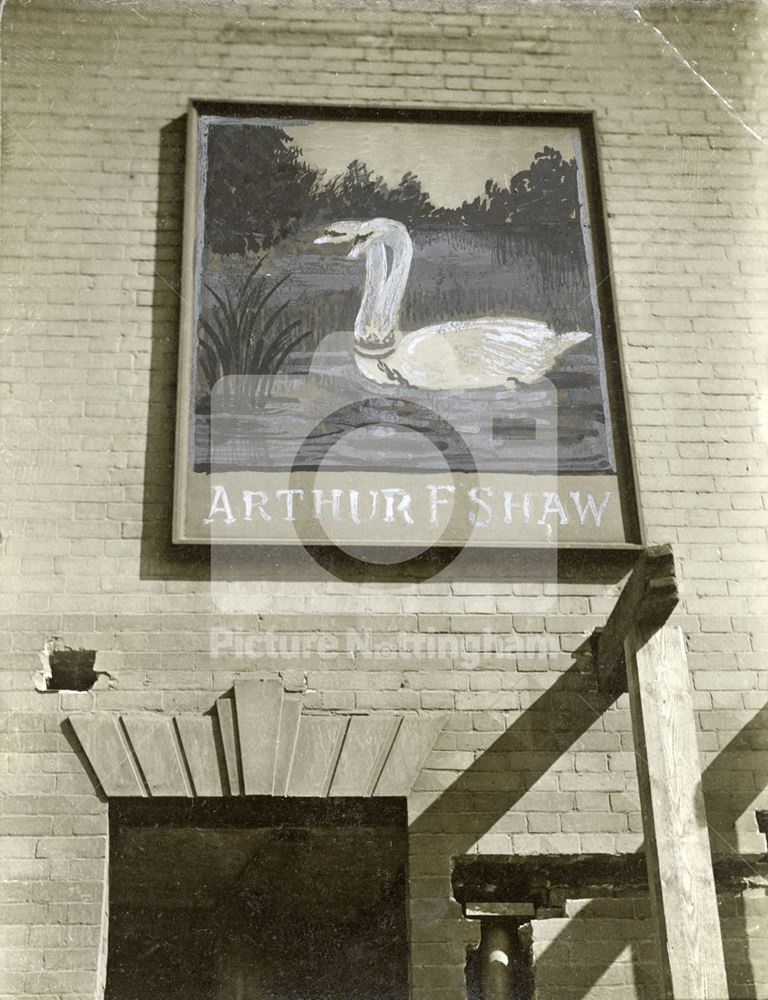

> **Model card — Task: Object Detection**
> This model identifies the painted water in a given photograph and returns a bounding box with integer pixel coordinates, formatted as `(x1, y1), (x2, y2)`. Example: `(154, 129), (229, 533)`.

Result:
(193, 225), (613, 474)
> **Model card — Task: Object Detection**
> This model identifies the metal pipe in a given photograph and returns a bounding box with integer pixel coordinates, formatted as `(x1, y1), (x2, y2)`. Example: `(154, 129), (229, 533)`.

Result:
(480, 922), (512, 1000)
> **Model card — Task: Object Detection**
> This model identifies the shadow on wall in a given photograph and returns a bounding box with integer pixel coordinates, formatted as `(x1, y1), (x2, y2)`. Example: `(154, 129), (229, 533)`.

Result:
(140, 121), (635, 586)
(412, 676), (768, 1000)
(490, 883), (766, 1000)
(141, 115), (209, 583)
(62, 646), (768, 999)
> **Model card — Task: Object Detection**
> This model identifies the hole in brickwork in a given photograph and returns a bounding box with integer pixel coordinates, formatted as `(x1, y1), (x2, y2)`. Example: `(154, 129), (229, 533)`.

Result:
(46, 649), (99, 690)
(465, 943), (483, 1000)
(452, 853), (649, 911)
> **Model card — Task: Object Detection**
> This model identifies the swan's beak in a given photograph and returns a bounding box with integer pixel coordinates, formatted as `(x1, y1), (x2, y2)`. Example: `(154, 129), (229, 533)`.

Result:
(314, 221), (370, 256)
(314, 226), (359, 246)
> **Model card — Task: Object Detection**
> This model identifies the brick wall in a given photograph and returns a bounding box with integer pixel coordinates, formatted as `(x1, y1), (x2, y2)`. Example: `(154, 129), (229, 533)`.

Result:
(527, 889), (768, 1000)
(1, 1), (768, 998)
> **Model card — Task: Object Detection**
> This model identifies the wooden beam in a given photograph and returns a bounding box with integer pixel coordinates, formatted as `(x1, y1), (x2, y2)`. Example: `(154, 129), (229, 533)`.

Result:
(464, 902), (535, 919)
(625, 623), (728, 1000)
(593, 543), (679, 696)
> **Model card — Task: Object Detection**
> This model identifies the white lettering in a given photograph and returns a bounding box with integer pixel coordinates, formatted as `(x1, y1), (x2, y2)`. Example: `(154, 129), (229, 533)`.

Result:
(503, 491), (532, 523)
(275, 488), (304, 521)
(538, 492), (569, 525)
(242, 490), (271, 522)
(569, 491), (612, 528)
(199, 483), (614, 536)
(204, 485), (235, 525)
(426, 483), (455, 525)
(468, 486), (493, 528)
(378, 488), (414, 525)
(355, 490), (385, 523)
(349, 490), (362, 525)
(312, 488), (343, 522)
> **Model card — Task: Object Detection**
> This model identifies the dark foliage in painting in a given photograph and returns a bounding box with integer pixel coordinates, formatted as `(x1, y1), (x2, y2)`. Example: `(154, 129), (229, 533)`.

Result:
(197, 256), (313, 405)
(304, 160), (436, 228)
(205, 126), (320, 255)
(203, 127), (580, 255)
(436, 147), (579, 226)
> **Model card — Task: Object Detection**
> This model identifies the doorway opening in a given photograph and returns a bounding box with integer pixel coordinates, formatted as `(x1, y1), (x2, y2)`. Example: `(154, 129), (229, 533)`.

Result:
(106, 797), (409, 1000)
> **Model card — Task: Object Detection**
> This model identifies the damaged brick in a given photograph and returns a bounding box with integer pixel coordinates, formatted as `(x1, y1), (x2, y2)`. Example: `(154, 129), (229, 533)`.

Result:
(35, 640), (106, 692)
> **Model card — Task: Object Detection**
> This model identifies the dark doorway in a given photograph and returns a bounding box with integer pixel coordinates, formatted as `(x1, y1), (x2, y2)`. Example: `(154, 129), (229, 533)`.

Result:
(106, 798), (409, 1000)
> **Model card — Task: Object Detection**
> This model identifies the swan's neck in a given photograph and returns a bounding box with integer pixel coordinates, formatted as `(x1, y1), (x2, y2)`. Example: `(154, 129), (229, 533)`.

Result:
(353, 243), (395, 358)
(352, 225), (413, 359)
(378, 226), (413, 338)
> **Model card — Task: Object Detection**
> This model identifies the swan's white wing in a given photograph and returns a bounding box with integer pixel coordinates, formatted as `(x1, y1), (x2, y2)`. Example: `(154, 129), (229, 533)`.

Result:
(397, 319), (590, 390)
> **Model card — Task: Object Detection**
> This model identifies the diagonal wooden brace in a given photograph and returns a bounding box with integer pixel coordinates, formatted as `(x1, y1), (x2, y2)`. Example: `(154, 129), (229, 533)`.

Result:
(592, 543), (679, 698)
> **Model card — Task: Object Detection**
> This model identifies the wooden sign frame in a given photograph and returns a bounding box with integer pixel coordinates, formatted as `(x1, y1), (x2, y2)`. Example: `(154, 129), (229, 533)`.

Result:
(173, 101), (641, 549)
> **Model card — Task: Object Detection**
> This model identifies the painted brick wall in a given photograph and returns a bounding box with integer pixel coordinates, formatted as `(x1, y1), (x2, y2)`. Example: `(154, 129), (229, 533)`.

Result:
(1, 1), (768, 998)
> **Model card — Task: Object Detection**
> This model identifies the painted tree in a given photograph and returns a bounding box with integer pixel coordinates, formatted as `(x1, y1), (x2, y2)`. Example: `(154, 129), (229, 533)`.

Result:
(308, 160), (435, 227)
(436, 146), (580, 226)
(204, 124), (321, 254)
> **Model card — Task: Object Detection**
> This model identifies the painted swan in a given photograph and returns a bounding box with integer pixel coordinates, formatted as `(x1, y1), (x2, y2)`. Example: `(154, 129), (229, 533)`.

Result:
(314, 218), (591, 391)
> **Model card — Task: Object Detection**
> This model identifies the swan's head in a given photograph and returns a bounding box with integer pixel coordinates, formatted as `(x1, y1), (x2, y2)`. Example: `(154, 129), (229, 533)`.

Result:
(314, 218), (409, 260)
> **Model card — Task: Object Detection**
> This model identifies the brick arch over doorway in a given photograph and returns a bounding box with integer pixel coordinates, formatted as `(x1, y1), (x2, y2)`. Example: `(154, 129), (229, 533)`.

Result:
(68, 677), (445, 798)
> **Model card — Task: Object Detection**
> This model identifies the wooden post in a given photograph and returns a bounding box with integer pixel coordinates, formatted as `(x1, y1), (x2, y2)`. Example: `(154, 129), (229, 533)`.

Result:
(592, 545), (729, 999)
(625, 623), (728, 1000)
